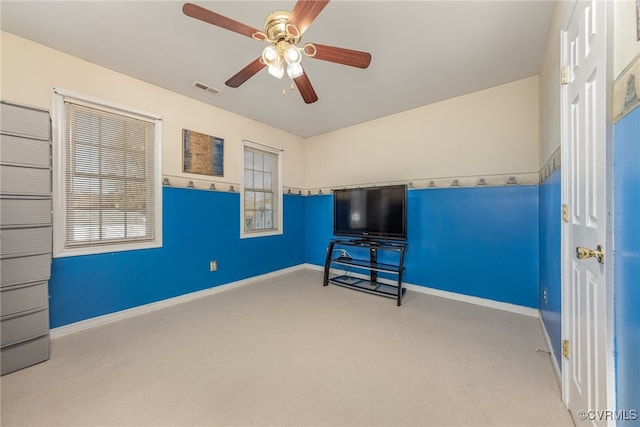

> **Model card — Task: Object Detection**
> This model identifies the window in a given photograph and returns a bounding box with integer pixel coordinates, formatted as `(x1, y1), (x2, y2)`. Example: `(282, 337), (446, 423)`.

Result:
(52, 88), (162, 257)
(241, 140), (283, 238)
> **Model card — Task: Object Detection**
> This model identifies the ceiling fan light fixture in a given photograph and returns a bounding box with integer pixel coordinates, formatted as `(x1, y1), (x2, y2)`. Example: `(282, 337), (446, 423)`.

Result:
(283, 44), (302, 65)
(262, 45), (280, 67)
(286, 62), (303, 79)
(268, 64), (285, 79)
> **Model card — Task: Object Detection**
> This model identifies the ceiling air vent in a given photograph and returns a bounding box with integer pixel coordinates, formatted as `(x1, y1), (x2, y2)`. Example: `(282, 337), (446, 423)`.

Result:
(192, 81), (222, 96)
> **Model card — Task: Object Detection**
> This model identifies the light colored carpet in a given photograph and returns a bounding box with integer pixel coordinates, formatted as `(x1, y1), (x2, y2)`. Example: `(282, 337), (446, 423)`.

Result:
(0, 268), (573, 426)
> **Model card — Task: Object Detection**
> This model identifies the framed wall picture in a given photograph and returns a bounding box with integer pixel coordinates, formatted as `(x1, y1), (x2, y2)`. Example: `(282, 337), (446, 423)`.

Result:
(182, 129), (224, 176)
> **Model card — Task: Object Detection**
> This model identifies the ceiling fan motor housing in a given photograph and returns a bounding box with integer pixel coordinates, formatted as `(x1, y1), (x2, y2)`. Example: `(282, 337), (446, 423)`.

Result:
(264, 11), (300, 44)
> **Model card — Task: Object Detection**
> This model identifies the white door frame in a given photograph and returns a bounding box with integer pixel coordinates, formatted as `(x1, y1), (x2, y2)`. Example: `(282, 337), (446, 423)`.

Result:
(559, 0), (616, 423)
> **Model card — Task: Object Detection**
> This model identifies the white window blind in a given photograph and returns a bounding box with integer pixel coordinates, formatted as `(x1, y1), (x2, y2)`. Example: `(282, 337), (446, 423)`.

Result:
(58, 99), (159, 252)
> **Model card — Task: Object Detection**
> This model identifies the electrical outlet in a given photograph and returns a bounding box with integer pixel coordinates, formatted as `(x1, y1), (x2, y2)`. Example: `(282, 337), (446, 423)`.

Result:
(543, 287), (548, 304)
(210, 260), (217, 271)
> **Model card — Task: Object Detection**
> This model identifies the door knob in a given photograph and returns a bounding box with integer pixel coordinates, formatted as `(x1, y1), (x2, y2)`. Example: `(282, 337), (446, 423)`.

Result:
(576, 244), (605, 265)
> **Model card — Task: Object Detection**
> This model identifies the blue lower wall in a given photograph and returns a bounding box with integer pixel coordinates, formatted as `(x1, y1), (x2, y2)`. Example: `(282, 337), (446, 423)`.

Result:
(50, 184), (540, 328)
(305, 185), (540, 308)
(304, 194), (333, 267)
(49, 188), (306, 328)
(539, 168), (562, 369)
(614, 106), (640, 423)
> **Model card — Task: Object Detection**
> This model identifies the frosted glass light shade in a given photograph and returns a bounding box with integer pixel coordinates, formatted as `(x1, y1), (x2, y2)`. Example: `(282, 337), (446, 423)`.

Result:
(268, 64), (285, 79)
(286, 63), (303, 79)
(283, 45), (302, 65)
(262, 46), (280, 67)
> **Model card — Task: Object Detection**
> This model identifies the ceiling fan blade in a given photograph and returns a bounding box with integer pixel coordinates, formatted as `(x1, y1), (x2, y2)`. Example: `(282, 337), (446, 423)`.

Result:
(288, 0), (330, 35)
(183, 3), (261, 39)
(307, 43), (371, 69)
(225, 57), (266, 88)
(293, 70), (318, 104)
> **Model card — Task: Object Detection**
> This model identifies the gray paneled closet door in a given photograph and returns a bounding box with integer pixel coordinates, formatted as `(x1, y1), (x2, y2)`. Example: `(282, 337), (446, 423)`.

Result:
(1, 100), (52, 375)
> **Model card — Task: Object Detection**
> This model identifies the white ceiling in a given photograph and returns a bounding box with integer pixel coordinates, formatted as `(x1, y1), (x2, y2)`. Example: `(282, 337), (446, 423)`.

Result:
(1, 1), (555, 138)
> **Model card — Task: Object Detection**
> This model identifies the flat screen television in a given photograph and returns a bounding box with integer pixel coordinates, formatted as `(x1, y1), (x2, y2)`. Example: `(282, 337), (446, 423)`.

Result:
(333, 184), (407, 241)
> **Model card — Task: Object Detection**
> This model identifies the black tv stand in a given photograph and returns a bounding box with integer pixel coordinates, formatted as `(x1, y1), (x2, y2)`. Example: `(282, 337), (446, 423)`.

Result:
(323, 239), (407, 306)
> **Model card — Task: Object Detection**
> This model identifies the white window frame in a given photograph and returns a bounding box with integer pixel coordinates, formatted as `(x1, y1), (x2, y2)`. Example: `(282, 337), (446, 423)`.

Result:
(240, 139), (283, 239)
(51, 87), (163, 257)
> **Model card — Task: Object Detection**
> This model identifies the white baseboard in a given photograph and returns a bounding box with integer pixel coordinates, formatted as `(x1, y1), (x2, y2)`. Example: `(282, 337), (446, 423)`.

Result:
(52, 263), (538, 339)
(405, 283), (539, 317)
(309, 263), (539, 318)
(539, 315), (562, 387)
(50, 264), (307, 340)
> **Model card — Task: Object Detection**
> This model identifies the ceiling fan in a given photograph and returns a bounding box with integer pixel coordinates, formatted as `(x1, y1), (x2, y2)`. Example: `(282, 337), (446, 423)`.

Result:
(182, 1), (372, 104)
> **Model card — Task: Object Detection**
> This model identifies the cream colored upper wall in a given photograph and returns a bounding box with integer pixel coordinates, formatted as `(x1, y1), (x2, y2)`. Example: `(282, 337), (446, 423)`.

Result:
(538, 1), (572, 170)
(0, 32), (305, 189)
(304, 76), (540, 190)
(3, 31), (543, 192)
(614, 0), (640, 78)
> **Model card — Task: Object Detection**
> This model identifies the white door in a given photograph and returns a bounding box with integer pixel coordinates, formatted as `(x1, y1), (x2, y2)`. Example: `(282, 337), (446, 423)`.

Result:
(561, 0), (610, 426)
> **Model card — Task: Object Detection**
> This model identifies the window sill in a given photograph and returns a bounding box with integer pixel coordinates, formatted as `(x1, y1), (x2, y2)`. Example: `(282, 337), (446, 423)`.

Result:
(53, 239), (162, 258)
(240, 229), (283, 239)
